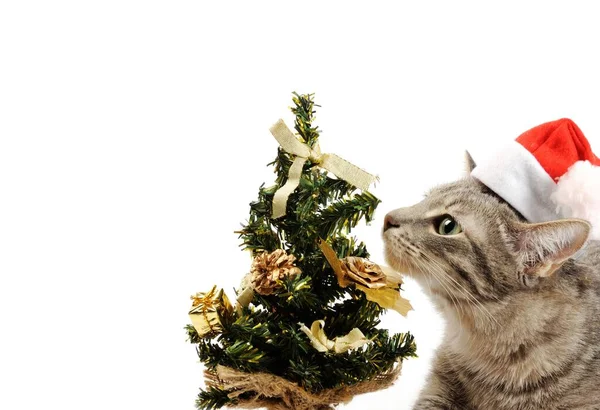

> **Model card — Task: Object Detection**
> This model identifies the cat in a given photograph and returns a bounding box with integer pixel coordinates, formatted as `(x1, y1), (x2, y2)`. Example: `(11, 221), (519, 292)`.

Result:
(383, 154), (600, 410)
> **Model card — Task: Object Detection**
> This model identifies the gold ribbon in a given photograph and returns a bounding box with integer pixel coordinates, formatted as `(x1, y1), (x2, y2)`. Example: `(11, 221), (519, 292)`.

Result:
(318, 240), (413, 316)
(298, 320), (370, 353)
(269, 119), (377, 219)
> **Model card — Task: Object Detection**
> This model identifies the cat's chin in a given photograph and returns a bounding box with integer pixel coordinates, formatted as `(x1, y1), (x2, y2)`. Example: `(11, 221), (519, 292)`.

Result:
(385, 248), (454, 297)
(401, 271), (462, 305)
(384, 248), (424, 278)
(383, 251), (413, 277)
(384, 247), (456, 300)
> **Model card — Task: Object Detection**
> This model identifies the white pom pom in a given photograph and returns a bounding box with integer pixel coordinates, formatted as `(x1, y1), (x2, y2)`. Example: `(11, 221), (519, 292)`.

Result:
(551, 161), (600, 240)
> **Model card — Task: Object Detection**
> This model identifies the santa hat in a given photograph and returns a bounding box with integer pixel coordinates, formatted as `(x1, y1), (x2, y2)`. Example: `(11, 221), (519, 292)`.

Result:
(470, 118), (600, 239)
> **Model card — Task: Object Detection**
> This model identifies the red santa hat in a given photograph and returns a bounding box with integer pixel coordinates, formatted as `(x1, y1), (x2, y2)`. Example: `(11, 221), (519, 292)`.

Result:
(470, 118), (600, 239)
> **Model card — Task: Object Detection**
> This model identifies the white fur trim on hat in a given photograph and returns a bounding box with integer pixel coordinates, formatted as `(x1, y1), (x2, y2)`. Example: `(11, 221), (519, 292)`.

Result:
(551, 161), (600, 240)
(470, 141), (558, 223)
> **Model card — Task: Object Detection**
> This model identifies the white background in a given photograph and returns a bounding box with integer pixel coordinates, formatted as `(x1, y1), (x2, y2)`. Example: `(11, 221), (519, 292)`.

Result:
(2, 2), (600, 410)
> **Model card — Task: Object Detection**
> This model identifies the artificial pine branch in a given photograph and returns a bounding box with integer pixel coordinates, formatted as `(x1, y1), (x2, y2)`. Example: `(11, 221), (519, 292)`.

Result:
(185, 324), (202, 344)
(324, 296), (384, 336)
(291, 92), (320, 149)
(196, 386), (235, 410)
(315, 191), (381, 239)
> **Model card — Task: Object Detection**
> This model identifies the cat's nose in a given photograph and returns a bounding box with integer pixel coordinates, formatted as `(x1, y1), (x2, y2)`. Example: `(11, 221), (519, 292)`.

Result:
(383, 212), (401, 232)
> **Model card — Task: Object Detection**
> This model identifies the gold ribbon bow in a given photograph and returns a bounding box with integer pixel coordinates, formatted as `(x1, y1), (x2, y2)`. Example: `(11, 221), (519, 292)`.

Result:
(269, 119), (377, 219)
(298, 320), (370, 353)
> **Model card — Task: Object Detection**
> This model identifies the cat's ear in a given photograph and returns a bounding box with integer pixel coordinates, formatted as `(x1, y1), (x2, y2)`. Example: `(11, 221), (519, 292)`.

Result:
(511, 219), (590, 278)
(465, 151), (476, 174)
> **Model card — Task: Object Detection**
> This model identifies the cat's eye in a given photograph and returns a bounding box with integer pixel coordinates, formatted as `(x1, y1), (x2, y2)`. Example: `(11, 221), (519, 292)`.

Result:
(436, 215), (463, 236)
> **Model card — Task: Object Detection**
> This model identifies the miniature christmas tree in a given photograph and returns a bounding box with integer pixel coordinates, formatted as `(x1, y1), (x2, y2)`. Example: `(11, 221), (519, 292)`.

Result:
(186, 93), (416, 410)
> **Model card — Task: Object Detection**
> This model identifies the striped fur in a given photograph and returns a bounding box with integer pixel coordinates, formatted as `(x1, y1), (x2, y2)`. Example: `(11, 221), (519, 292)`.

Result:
(383, 175), (600, 410)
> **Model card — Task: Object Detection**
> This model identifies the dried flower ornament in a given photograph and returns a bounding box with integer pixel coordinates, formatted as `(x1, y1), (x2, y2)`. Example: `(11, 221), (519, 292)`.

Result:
(339, 256), (387, 289)
(319, 239), (412, 316)
(250, 249), (302, 295)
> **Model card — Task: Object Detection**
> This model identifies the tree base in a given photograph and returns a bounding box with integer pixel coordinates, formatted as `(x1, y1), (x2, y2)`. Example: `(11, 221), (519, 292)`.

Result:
(204, 362), (403, 410)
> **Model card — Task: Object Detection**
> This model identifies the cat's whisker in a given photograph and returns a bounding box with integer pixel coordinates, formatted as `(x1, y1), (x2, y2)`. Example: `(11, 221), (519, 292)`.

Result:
(436, 272), (484, 330)
(429, 266), (466, 335)
(422, 261), (435, 298)
(422, 255), (499, 328)
(421, 259), (468, 320)
(410, 256), (466, 334)
(438, 272), (498, 328)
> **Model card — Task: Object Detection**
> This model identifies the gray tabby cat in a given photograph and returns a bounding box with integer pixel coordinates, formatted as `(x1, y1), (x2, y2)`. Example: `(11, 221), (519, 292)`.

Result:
(383, 154), (600, 410)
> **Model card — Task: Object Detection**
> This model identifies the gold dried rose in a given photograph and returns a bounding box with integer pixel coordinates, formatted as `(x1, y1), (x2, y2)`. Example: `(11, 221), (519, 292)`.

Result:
(339, 256), (387, 289)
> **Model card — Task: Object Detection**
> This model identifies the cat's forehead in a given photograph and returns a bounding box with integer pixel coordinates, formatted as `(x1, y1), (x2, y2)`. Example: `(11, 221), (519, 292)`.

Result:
(421, 178), (519, 223)
(424, 179), (482, 208)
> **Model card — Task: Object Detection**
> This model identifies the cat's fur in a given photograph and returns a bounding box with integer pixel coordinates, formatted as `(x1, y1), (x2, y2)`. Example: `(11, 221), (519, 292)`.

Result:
(383, 156), (600, 410)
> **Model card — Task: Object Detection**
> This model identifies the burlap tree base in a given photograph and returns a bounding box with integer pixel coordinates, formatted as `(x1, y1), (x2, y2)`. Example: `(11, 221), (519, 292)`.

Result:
(204, 362), (403, 410)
